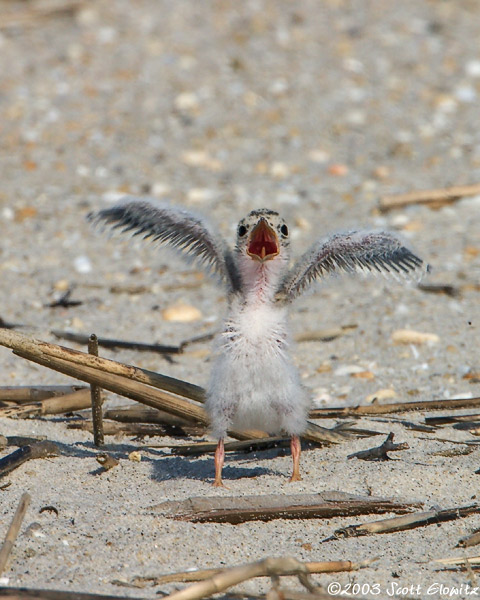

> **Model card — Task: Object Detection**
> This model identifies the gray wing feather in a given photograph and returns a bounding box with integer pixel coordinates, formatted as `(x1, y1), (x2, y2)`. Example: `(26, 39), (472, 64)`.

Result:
(278, 230), (424, 302)
(88, 198), (240, 292)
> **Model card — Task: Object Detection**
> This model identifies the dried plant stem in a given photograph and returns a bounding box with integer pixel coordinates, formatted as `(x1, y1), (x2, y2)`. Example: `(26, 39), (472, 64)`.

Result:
(0, 329), (204, 402)
(88, 334), (104, 447)
(310, 396), (480, 418)
(0, 385), (86, 403)
(0, 389), (92, 418)
(165, 557), (314, 600)
(332, 504), (480, 538)
(0, 442), (60, 478)
(379, 183), (480, 211)
(142, 558), (366, 586)
(0, 493), (31, 575)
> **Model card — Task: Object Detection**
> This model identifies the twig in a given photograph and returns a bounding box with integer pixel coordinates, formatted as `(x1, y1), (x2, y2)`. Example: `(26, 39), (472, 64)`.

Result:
(0, 589), (146, 600)
(68, 420), (203, 437)
(457, 529), (480, 548)
(0, 389), (92, 418)
(162, 556), (374, 600)
(418, 283), (460, 297)
(103, 406), (193, 427)
(0, 493), (31, 575)
(47, 289), (82, 308)
(379, 183), (480, 212)
(294, 324), (357, 343)
(136, 558), (370, 586)
(0, 385), (86, 403)
(0, 442), (60, 478)
(88, 334), (104, 447)
(167, 437), (290, 456)
(0, 0), (85, 30)
(154, 492), (421, 524)
(310, 396), (480, 418)
(52, 330), (181, 354)
(330, 503), (480, 539)
(347, 432), (409, 461)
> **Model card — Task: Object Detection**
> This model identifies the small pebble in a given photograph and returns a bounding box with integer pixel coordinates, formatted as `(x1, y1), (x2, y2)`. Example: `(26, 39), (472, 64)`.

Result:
(328, 164), (348, 176)
(334, 365), (365, 376)
(73, 256), (92, 274)
(175, 92), (200, 111)
(162, 301), (202, 322)
(129, 451), (142, 462)
(270, 162), (290, 179)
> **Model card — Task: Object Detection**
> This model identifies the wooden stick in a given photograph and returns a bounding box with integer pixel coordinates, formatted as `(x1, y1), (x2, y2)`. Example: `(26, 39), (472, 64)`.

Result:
(0, 493), (31, 575)
(347, 432), (409, 461)
(0, 385), (86, 403)
(0, 442), (59, 478)
(331, 503), (480, 539)
(0, 389), (92, 418)
(168, 437), (290, 456)
(52, 329), (181, 354)
(458, 529), (480, 548)
(0, 589), (146, 600)
(138, 557), (367, 586)
(379, 183), (480, 212)
(154, 492), (421, 524)
(0, 329), (204, 402)
(310, 396), (480, 418)
(88, 334), (104, 447)
(103, 406), (193, 427)
(68, 421), (204, 437)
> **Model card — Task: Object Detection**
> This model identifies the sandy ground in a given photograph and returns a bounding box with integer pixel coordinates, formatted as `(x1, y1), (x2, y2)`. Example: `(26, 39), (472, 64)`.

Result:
(1, 0), (480, 598)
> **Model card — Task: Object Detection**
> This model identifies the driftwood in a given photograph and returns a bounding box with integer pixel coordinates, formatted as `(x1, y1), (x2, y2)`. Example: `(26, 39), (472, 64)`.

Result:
(379, 183), (480, 212)
(0, 442), (60, 478)
(0, 330), (346, 446)
(0, 0), (85, 31)
(0, 493), (31, 575)
(330, 503), (480, 539)
(310, 396), (480, 418)
(0, 385), (87, 403)
(154, 492), (421, 524)
(347, 432), (409, 461)
(0, 389), (93, 418)
(417, 283), (460, 297)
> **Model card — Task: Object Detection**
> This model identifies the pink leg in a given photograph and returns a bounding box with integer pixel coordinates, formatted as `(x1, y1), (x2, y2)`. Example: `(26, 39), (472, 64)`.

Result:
(213, 438), (225, 487)
(289, 434), (302, 482)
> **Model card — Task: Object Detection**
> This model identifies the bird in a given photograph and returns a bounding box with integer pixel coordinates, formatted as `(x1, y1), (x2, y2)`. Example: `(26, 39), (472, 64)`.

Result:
(89, 199), (424, 486)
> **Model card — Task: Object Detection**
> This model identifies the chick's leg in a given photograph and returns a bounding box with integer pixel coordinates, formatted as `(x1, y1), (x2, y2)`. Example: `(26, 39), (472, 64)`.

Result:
(213, 438), (225, 487)
(289, 434), (302, 482)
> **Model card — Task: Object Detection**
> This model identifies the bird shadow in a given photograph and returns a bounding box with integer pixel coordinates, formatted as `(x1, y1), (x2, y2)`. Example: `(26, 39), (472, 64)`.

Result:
(149, 453), (272, 483)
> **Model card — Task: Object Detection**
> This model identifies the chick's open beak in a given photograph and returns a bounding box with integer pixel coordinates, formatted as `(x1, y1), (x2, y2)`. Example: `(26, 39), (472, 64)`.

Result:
(247, 218), (279, 262)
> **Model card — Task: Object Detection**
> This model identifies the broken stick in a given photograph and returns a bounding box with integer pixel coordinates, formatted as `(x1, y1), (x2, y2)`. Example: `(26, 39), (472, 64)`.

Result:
(379, 182), (480, 212)
(347, 432), (409, 461)
(88, 334), (104, 447)
(0, 442), (59, 478)
(330, 503), (480, 539)
(0, 493), (31, 575)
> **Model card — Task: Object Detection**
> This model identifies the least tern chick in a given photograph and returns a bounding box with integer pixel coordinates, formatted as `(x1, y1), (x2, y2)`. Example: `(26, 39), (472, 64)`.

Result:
(89, 199), (424, 486)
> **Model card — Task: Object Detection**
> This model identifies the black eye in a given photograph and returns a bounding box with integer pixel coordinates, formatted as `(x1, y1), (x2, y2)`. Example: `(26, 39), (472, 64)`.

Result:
(238, 225), (247, 237)
(280, 224), (289, 236)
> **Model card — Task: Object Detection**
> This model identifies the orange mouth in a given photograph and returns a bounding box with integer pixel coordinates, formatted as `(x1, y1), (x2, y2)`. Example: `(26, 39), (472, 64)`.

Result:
(246, 218), (279, 261)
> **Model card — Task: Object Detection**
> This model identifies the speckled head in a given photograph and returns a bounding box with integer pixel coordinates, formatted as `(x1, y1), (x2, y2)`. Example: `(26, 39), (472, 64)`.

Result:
(236, 209), (290, 262)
